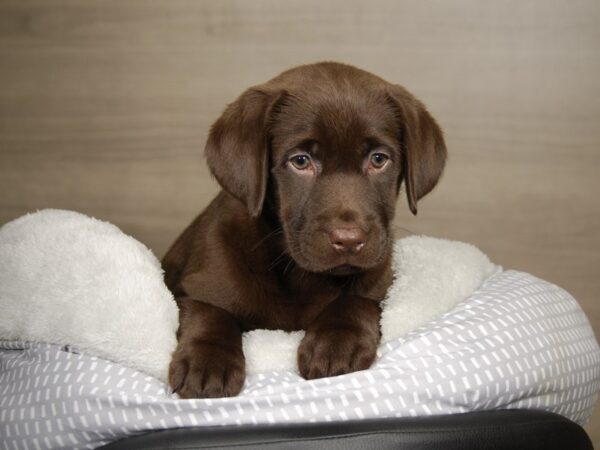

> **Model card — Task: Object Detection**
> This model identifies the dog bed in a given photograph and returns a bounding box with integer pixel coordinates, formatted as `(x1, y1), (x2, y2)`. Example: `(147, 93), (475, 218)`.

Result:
(1, 210), (599, 450)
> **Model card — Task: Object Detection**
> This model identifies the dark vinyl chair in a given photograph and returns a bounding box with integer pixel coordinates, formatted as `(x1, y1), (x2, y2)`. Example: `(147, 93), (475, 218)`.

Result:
(100, 409), (593, 450)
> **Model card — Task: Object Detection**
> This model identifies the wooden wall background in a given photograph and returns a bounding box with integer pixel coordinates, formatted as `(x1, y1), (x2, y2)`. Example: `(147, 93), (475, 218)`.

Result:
(1, 0), (598, 442)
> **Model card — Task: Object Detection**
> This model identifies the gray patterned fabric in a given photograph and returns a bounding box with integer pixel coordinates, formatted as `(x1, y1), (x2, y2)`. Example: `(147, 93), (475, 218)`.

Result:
(1, 270), (599, 450)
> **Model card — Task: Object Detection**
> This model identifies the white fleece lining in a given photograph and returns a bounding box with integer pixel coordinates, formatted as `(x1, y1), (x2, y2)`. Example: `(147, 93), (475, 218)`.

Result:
(0, 209), (498, 380)
(0, 209), (179, 382)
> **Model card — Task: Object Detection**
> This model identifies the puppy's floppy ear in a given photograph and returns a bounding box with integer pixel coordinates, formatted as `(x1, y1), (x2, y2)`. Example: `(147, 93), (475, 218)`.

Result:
(387, 86), (447, 215)
(205, 87), (285, 218)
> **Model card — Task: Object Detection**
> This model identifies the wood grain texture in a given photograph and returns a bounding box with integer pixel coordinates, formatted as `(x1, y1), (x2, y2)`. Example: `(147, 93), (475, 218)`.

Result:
(0, 0), (598, 442)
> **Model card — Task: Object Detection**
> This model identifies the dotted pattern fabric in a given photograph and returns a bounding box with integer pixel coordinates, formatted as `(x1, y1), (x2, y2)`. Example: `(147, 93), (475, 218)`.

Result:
(1, 270), (599, 450)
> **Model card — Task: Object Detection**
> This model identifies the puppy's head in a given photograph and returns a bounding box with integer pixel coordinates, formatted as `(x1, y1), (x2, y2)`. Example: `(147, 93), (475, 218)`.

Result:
(206, 62), (446, 275)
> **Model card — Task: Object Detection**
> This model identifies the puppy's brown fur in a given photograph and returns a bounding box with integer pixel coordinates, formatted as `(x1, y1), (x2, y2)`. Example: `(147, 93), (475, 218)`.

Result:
(163, 62), (446, 398)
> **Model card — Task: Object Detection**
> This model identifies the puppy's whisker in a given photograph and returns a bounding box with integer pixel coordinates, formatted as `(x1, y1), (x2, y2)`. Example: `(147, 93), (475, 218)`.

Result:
(283, 258), (295, 276)
(391, 224), (416, 236)
(251, 228), (284, 252)
(348, 277), (357, 292)
(269, 250), (288, 270)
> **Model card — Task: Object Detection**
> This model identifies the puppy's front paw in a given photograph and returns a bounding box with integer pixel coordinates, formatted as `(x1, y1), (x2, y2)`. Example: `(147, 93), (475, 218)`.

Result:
(297, 326), (378, 379)
(169, 340), (245, 398)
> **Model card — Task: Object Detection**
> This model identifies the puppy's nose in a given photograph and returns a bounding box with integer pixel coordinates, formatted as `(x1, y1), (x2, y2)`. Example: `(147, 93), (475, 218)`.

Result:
(329, 228), (366, 254)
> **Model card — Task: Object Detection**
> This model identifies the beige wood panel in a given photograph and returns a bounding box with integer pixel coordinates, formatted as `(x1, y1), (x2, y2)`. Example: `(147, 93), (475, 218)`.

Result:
(0, 0), (599, 442)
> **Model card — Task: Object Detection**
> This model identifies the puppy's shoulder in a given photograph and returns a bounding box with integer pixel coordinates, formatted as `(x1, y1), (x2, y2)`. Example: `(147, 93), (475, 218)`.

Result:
(204, 191), (261, 239)
(162, 191), (256, 287)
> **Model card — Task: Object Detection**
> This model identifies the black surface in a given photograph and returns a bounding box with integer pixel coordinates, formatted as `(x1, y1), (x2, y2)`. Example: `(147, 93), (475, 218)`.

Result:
(99, 409), (593, 450)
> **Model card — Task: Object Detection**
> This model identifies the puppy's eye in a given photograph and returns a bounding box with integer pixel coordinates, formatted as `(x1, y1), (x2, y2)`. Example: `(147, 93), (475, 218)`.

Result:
(369, 152), (389, 170)
(289, 154), (312, 171)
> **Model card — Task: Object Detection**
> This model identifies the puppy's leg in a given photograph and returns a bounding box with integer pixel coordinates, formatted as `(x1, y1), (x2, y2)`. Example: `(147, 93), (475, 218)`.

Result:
(169, 297), (245, 398)
(298, 296), (381, 379)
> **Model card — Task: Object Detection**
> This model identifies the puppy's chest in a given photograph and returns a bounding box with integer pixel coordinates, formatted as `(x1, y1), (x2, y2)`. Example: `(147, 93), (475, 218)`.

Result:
(245, 273), (340, 331)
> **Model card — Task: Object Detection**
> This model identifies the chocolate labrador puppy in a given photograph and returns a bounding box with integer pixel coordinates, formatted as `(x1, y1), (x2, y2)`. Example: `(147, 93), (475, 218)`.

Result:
(163, 62), (446, 398)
